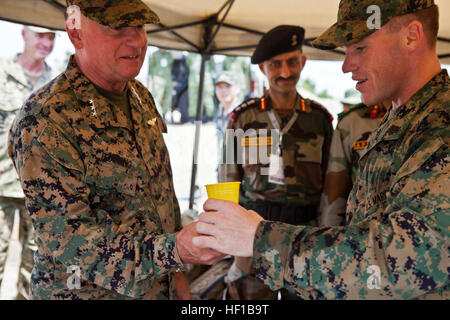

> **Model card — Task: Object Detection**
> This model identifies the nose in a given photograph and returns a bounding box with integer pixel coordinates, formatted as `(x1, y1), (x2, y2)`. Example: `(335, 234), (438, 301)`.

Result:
(342, 53), (357, 74)
(279, 61), (291, 78)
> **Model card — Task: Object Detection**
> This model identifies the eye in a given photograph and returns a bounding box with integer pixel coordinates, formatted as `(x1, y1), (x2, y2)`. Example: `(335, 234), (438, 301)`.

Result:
(269, 61), (281, 69)
(356, 46), (366, 52)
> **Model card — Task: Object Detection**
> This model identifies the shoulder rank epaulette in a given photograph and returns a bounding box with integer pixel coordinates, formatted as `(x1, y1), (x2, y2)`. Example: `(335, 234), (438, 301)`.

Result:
(230, 97), (260, 121)
(308, 99), (334, 123)
(337, 103), (367, 121)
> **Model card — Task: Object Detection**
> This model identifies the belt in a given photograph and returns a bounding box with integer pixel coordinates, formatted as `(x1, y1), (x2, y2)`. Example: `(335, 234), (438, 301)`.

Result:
(242, 202), (317, 225)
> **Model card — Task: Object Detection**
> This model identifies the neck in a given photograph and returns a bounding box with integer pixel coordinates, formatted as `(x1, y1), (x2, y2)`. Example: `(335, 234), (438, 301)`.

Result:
(269, 89), (297, 111)
(392, 52), (441, 110)
(18, 53), (46, 76)
(75, 54), (126, 93)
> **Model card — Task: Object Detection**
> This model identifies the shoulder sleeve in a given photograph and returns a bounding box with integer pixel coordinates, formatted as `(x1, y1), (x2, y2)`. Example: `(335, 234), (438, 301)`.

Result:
(338, 103), (367, 121)
(229, 97), (260, 123)
(307, 99), (334, 123)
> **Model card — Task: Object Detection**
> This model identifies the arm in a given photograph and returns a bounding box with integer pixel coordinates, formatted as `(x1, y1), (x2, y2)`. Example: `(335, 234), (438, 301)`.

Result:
(318, 125), (352, 227)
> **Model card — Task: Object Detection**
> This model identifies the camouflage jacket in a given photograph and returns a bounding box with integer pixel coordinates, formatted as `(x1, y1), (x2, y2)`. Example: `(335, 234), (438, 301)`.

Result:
(8, 56), (184, 300)
(0, 55), (57, 198)
(318, 103), (387, 227)
(220, 93), (333, 207)
(252, 70), (449, 299)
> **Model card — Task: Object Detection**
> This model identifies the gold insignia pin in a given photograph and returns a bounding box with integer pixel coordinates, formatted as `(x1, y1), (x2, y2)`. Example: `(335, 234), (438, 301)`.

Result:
(291, 35), (298, 47)
(89, 99), (97, 117)
(147, 118), (157, 126)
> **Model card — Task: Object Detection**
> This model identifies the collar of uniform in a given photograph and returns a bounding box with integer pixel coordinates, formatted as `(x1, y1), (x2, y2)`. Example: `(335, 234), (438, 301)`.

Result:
(64, 55), (131, 129)
(362, 103), (388, 119)
(262, 92), (310, 113)
(361, 69), (449, 159)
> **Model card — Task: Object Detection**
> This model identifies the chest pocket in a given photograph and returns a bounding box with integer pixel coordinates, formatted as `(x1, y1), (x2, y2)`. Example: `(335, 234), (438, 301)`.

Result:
(295, 135), (324, 164)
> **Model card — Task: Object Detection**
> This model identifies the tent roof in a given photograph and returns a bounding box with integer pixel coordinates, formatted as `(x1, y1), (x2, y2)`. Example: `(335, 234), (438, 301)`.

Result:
(1, 0), (449, 63)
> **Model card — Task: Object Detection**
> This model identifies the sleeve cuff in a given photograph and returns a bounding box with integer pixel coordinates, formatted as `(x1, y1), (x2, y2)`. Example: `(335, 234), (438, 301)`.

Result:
(252, 220), (300, 291)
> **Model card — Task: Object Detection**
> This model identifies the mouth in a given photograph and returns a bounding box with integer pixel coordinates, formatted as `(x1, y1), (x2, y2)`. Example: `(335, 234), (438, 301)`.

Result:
(354, 77), (368, 91)
(120, 55), (139, 60)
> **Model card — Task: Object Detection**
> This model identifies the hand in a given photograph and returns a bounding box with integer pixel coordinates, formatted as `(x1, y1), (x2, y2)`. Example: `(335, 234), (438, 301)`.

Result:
(176, 221), (225, 265)
(175, 271), (192, 300)
(192, 199), (264, 257)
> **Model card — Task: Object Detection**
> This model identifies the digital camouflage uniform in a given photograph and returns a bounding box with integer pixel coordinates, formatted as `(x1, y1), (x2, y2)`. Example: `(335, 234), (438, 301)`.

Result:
(8, 55), (186, 300)
(220, 93), (333, 299)
(0, 55), (57, 299)
(318, 103), (388, 227)
(251, 69), (449, 300)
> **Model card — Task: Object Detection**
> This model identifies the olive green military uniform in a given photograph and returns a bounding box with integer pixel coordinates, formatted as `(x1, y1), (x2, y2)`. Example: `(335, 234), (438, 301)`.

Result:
(252, 69), (449, 300)
(221, 93), (333, 212)
(8, 55), (186, 300)
(318, 103), (388, 227)
(220, 93), (333, 299)
(0, 55), (57, 299)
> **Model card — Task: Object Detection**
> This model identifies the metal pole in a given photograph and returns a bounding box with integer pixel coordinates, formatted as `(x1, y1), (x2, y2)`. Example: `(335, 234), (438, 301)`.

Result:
(188, 53), (208, 209)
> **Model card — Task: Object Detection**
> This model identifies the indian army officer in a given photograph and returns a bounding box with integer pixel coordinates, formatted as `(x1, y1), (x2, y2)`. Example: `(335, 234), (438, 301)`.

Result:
(219, 25), (334, 299)
(0, 25), (57, 300)
(7, 0), (223, 300)
(194, 0), (449, 299)
(318, 100), (390, 227)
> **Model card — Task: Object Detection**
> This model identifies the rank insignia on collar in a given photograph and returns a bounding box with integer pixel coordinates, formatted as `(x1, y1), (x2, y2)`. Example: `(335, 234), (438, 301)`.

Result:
(89, 99), (97, 117)
(147, 118), (157, 126)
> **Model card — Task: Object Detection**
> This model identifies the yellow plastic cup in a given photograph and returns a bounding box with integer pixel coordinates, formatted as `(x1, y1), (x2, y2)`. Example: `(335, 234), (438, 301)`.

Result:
(205, 182), (241, 204)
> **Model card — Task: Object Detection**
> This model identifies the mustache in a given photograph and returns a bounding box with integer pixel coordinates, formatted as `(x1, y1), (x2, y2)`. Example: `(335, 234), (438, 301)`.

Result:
(275, 76), (297, 82)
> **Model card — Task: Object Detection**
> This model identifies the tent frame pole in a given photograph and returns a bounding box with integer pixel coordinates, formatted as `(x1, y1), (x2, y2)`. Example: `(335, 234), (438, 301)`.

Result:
(188, 0), (235, 210)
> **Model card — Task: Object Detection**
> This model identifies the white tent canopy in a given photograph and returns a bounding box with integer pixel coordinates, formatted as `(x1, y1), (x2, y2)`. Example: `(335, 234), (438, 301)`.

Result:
(1, 0), (449, 63)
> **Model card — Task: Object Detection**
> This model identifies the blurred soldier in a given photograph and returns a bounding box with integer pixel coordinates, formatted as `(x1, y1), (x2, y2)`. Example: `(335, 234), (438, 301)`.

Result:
(0, 25), (57, 300)
(194, 0), (449, 300)
(7, 0), (222, 300)
(318, 101), (389, 227)
(220, 25), (333, 299)
(214, 71), (241, 178)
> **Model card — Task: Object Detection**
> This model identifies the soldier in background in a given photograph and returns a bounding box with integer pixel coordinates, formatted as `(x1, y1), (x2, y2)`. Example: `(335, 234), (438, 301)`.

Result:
(318, 100), (390, 227)
(0, 25), (57, 300)
(214, 71), (241, 179)
(220, 25), (333, 299)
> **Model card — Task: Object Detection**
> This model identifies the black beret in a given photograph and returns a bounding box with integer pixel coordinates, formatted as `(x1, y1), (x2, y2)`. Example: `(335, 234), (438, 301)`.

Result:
(251, 25), (305, 64)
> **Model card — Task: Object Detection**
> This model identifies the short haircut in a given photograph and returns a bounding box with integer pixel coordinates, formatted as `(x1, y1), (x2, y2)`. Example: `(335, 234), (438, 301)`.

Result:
(391, 5), (439, 49)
